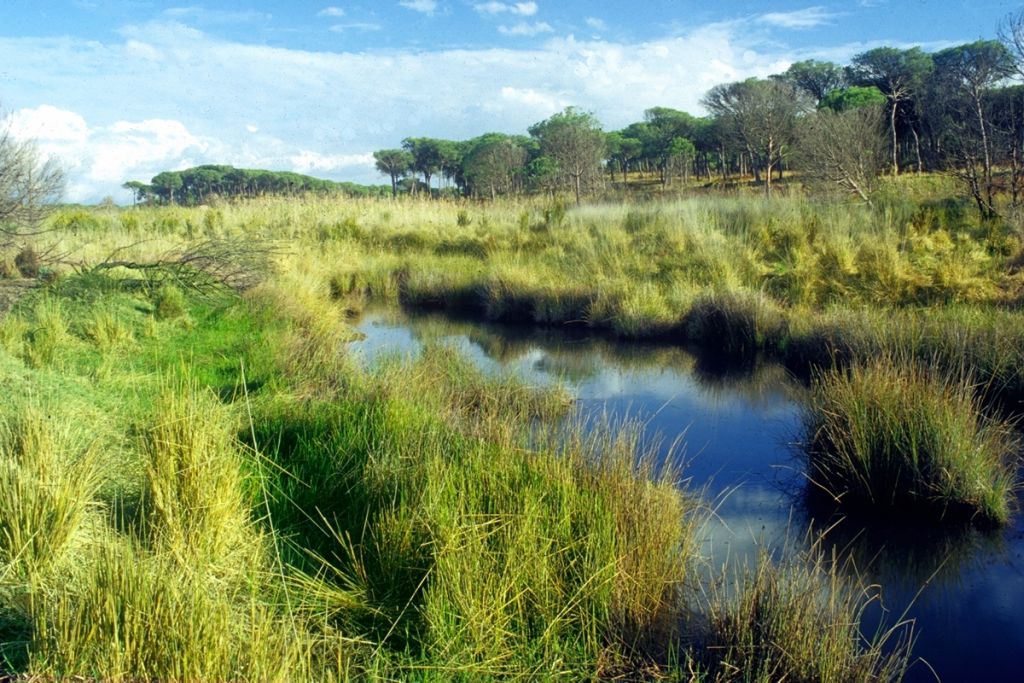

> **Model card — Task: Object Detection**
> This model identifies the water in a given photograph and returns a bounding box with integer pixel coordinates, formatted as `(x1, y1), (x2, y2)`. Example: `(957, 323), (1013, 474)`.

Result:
(351, 308), (1024, 682)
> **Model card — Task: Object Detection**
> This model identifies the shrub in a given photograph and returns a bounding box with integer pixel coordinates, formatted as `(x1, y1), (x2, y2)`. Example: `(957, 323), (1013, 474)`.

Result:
(14, 247), (40, 278)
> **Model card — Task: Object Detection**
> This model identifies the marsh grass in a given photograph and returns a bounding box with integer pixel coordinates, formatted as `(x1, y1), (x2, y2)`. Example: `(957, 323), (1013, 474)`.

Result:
(0, 405), (101, 582)
(694, 537), (913, 682)
(805, 358), (1019, 525)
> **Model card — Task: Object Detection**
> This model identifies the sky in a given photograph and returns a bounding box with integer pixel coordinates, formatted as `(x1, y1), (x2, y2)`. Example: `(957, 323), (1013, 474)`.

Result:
(0, 0), (1017, 202)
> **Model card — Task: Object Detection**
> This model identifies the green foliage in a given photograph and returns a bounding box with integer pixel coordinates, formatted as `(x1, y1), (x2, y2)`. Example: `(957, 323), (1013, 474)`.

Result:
(819, 85), (888, 112)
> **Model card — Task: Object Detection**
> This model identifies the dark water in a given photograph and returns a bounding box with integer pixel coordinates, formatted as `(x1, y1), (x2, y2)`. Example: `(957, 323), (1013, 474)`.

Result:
(351, 308), (1024, 682)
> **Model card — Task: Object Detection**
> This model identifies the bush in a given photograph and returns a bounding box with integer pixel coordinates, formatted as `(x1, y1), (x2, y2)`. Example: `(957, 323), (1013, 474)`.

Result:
(14, 246), (40, 278)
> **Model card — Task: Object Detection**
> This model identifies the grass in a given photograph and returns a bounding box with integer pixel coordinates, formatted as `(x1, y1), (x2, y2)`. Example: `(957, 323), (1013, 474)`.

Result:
(804, 357), (1019, 526)
(693, 538), (914, 682)
(12, 187), (1011, 678)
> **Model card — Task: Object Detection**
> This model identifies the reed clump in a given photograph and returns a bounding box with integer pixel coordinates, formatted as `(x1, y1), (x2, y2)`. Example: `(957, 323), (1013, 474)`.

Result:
(805, 358), (1019, 525)
(694, 540), (913, 682)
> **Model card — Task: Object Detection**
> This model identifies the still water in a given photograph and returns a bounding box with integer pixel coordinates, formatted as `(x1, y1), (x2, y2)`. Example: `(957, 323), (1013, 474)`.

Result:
(351, 308), (1024, 682)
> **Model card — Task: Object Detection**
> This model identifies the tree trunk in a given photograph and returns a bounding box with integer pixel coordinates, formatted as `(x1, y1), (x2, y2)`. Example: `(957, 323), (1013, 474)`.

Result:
(910, 126), (924, 173)
(973, 92), (996, 212)
(890, 99), (900, 176)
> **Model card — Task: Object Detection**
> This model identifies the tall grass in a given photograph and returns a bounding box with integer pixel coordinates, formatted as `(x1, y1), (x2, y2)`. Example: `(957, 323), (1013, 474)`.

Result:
(804, 358), (1019, 525)
(0, 405), (101, 582)
(694, 538), (913, 682)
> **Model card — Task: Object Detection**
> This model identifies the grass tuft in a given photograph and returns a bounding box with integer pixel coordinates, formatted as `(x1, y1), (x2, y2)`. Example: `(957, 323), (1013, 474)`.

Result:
(804, 358), (1019, 525)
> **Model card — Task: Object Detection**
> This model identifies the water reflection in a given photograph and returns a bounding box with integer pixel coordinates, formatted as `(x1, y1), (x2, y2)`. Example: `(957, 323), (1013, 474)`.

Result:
(350, 307), (1024, 682)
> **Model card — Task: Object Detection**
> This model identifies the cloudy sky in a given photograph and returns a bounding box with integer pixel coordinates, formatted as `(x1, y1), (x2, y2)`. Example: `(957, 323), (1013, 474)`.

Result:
(0, 0), (1014, 202)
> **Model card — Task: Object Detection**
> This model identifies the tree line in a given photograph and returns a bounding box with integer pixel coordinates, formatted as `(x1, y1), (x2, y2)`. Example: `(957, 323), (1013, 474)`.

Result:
(374, 14), (1024, 216)
(122, 165), (391, 205)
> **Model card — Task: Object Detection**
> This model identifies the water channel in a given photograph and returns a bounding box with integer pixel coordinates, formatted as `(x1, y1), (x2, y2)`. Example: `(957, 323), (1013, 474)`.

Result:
(351, 307), (1024, 682)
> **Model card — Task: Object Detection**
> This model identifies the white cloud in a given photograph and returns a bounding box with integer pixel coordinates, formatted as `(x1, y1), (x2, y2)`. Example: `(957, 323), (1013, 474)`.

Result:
(6, 106), (211, 196)
(398, 0), (437, 14)
(498, 86), (565, 114)
(290, 150), (375, 173)
(124, 39), (162, 61)
(498, 21), (553, 36)
(475, 2), (538, 16)
(318, 6), (346, 18)
(8, 105), (90, 142)
(758, 7), (836, 30)
(246, 123), (259, 133)
(584, 17), (607, 32)
(329, 22), (382, 32)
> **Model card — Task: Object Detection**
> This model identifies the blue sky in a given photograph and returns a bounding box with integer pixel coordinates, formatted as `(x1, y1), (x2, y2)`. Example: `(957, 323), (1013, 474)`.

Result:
(0, 1), (1013, 201)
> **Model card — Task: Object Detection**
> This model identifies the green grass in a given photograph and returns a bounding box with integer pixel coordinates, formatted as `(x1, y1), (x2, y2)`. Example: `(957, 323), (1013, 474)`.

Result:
(804, 357), (1019, 525)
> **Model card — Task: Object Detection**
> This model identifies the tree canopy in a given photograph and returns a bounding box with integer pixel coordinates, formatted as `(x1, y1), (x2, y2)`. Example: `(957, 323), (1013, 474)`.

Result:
(126, 165), (390, 205)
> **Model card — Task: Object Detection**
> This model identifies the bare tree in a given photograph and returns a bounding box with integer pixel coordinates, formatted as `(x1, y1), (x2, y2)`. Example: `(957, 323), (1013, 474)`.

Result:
(1, 116), (65, 245)
(796, 105), (887, 204)
(999, 10), (1024, 79)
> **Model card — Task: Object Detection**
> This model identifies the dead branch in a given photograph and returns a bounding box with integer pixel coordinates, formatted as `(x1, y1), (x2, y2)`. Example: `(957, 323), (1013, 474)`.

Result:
(87, 238), (281, 295)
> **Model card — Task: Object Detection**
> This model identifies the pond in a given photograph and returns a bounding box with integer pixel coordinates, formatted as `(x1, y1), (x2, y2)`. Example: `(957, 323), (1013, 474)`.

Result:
(351, 307), (1024, 682)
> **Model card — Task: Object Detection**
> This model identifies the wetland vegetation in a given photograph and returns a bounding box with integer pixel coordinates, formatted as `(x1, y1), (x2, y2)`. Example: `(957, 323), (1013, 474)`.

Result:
(2, 181), (1022, 679)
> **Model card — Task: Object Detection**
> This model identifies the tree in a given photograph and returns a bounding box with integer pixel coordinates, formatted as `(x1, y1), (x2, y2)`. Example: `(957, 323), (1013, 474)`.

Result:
(526, 155), (559, 194)
(702, 78), (811, 198)
(796, 105), (887, 204)
(374, 148), (413, 198)
(666, 137), (696, 186)
(987, 85), (1024, 207)
(604, 131), (642, 182)
(848, 47), (933, 175)
(779, 60), (846, 104)
(0, 122), (64, 241)
(462, 134), (528, 198)
(999, 9), (1024, 79)
(122, 180), (151, 205)
(644, 107), (698, 185)
(932, 41), (1015, 217)
(151, 171), (183, 205)
(402, 138), (445, 193)
(528, 107), (605, 205)
(434, 139), (463, 191)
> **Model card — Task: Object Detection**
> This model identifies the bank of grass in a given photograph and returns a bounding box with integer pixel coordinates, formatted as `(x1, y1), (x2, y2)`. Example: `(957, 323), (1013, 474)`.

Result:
(52, 189), (1024, 402)
(0, 266), (913, 680)
(805, 358), (1019, 526)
